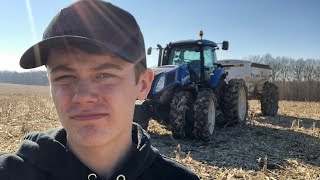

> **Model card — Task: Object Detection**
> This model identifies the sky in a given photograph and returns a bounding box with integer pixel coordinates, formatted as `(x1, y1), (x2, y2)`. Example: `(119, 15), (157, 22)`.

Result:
(0, 0), (319, 72)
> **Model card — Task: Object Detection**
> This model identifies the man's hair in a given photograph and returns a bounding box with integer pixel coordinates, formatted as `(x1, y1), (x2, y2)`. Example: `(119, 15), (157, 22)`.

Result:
(47, 41), (146, 84)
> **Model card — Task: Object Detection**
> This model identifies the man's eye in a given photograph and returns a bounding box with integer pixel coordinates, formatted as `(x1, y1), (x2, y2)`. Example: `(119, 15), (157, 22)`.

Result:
(54, 75), (75, 81)
(97, 73), (116, 79)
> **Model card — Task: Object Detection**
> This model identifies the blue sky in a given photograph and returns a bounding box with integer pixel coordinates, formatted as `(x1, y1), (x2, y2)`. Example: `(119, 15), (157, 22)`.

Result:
(0, 0), (319, 71)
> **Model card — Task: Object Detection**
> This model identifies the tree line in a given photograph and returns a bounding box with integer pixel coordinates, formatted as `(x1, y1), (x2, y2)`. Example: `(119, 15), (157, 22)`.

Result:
(0, 71), (48, 86)
(244, 54), (320, 102)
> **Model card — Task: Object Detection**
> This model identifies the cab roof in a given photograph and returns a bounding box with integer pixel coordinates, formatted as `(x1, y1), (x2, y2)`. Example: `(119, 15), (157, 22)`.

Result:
(168, 39), (218, 47)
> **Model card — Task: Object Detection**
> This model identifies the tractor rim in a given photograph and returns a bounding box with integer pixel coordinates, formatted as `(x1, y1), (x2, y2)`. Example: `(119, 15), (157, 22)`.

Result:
(238, 87), (247, 122)
(208, 99), (216, 134)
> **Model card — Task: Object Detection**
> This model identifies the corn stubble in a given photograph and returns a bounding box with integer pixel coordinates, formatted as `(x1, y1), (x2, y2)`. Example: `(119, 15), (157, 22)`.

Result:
(0, 83), (319, 180)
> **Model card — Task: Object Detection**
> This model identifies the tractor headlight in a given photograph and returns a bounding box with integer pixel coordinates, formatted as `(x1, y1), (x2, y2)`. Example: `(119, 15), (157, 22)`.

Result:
(155, 75), (165, 93)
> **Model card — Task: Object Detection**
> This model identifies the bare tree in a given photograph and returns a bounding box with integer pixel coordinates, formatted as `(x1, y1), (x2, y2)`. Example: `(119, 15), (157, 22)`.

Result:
(314, 61), (320, 101)
(243, 54), (320, 101)
(243, 55), (262, 63)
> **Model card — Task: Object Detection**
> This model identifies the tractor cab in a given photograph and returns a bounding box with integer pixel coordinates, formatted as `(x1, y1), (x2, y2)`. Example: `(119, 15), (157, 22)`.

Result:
(163, 40), (219, 84)
(149, 31), (229, 87)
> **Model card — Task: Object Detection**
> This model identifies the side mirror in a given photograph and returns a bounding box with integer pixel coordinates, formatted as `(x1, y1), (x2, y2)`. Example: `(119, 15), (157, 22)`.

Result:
(147, 47), (152, 55)
(222, 41), (229, 50)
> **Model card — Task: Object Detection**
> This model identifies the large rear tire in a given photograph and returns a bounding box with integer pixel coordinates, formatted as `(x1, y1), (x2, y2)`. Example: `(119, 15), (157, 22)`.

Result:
(221, 79), (248, 126)
(133, 101), (150, 130)
(170, 91), (193, 139)
(193, 89), (217, 142)
(260, 82), (279, 116)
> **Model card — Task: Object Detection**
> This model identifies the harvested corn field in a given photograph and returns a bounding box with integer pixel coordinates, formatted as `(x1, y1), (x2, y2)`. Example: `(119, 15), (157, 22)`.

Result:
(0, 83), (319, 179)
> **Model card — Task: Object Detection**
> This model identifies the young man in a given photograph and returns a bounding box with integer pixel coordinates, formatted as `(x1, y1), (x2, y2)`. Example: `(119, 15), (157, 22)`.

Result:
(0, 0), (200, 179)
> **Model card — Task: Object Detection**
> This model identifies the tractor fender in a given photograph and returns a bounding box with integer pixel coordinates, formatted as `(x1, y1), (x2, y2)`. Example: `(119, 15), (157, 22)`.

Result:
(210, 68), (226, 88)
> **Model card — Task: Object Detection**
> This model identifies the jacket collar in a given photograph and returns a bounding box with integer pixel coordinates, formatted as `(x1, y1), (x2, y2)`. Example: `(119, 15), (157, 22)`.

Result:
(16, 123), (157, 179)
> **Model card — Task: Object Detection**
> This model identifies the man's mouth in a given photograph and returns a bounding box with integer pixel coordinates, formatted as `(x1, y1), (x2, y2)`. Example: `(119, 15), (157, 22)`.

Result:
(70, 113), (108, 121)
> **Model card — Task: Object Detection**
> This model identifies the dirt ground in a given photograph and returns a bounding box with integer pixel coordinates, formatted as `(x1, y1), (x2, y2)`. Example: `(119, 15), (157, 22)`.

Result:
(0, 83), (319, 180)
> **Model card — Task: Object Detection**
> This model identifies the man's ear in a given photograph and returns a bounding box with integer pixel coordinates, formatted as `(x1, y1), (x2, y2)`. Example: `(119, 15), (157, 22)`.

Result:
(137, 69), (154, 100)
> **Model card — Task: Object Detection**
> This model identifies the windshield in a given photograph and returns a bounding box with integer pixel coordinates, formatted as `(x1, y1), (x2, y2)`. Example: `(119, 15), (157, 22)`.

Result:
(168, 46), (216, 67)
(168, 46), (200, 65)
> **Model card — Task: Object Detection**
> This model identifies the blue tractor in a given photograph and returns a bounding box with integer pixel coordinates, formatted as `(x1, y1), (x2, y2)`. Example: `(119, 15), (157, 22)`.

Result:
(133, 31), (248, 142)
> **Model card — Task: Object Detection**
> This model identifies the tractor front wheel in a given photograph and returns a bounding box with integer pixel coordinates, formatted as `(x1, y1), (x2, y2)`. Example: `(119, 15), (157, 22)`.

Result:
(133, 101), (150, 130)
(193, 89), (217, 142)
(170, 91), (193, 139)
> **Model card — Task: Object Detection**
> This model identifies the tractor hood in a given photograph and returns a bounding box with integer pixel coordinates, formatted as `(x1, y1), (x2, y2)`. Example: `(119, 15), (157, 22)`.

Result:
(149, 64), (191, 97)
(151, 65), (179, 75)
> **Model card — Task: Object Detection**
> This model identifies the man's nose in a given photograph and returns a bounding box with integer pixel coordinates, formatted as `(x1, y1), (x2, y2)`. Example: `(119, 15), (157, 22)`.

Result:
(72, 81), (98, 104)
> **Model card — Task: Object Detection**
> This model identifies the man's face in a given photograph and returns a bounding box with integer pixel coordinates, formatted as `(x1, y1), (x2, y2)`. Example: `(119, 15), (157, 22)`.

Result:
(46, 48), (153, 148)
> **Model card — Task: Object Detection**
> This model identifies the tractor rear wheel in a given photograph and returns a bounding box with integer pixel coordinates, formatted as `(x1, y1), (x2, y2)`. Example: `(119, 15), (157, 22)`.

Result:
(170, 91), (193, 139)
(260, 82), (279, 116)
(193, 89), (217, 142)
(221, 79), (248, 126)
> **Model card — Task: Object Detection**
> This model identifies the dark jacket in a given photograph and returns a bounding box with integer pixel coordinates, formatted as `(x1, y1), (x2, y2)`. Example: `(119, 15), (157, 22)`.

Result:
(0, 123), (199, 180)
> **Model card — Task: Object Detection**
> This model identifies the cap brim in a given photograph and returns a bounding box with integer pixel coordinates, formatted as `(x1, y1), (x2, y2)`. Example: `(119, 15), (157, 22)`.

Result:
(19, 36), (134, 69)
